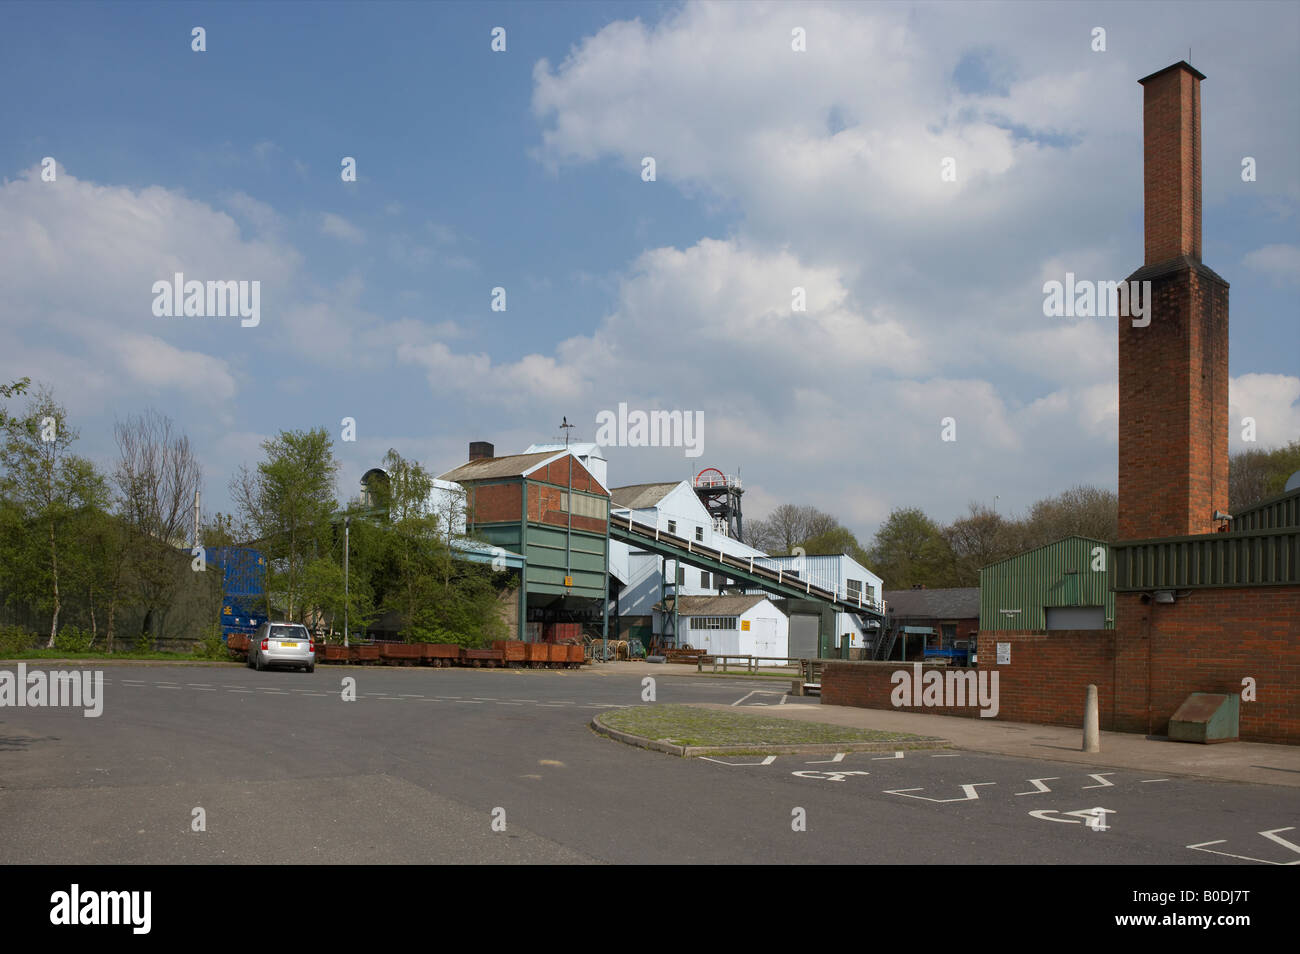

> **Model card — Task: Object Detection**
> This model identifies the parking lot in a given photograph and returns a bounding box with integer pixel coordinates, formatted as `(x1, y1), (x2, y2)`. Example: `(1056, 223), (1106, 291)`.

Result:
(1, 664), (1297, 864)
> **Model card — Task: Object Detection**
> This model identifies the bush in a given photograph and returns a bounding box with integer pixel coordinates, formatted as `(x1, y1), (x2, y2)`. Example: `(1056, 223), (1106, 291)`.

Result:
(190, 624), (230, 660)
(0, 624), (36, 656)
(52, 625), (94, 654)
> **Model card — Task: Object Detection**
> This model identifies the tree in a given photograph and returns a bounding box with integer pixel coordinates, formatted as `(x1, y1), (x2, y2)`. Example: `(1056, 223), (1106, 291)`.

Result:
(867, 507), (953, 590)
(1019, 485), (1117, 550)
(748, 504), (841, 554)
(1230, 440), (1300, 513)
(112, 410), (204, 648)
(231, 428), (339, 621)
(799, 525), (871, 566)
(0, 386), (105, 646)
(0, 377), (31, 430)
(942, 503), (1019, 586)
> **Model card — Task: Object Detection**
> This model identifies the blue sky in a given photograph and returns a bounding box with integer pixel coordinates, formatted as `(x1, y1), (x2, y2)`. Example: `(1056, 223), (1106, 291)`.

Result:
(1, 1), (1297, 543)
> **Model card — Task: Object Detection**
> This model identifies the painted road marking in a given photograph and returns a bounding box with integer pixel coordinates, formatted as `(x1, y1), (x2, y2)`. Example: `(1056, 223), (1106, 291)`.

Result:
(872, 751), (904, 760)
(1030, 808), (1116, 827)
(1015, 777), (1060, 795)
(156, 686), (182, 690)
(1140, 778), (1170, 783)
(931, 753), (960, 758)
(805, 753), (845, 764)
(792, 770), (871, 782)
(1187, 828), (1300, 865)
(700, 755), (778, 766)
(884, 783), (995, 803)
(1083, 772), (1116, 789)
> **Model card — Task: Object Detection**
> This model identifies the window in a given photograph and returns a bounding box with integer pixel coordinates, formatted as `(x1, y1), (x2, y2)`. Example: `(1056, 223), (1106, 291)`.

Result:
(676, 566), (685, 585)
(689, 616), (737, 630)
(847, 579), (863, 600)
(701, 571), (711, 588)
(695, 526), (704, 542)
(667, 520), (677, 534)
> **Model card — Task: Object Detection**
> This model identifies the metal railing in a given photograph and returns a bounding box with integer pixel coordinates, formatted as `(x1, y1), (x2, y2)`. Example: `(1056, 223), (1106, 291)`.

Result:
(696, 654), (803, 673)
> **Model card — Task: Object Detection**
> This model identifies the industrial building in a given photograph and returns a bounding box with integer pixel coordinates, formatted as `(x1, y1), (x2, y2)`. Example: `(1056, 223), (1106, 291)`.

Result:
(979, 537), (1114, 631)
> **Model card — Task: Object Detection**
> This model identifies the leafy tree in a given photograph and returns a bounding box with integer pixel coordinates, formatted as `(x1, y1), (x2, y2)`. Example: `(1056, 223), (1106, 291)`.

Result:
(799, 525), (871, 566)
(0, 386), (105, 646)
(231, 428), (339, 621)
(0, 378), (31, 430)
(1230, 440), (1300, 513)
(867, 507), (954, 590)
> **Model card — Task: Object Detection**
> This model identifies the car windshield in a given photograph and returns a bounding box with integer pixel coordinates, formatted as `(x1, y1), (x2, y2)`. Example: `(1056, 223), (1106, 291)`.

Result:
(270, 626), (307, 638)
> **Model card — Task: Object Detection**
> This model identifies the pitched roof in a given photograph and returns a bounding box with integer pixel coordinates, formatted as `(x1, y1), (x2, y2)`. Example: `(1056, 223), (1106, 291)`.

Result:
(883, 587), (980, 620)
(610, 481), (682, 510)
(438, 451), (560, 482)
(660, 594), (777, 616)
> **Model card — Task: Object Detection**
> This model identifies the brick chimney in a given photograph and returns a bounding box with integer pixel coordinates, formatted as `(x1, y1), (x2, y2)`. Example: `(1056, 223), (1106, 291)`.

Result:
(468, 441), (494, 461)
(1117, 62), (1229, 541)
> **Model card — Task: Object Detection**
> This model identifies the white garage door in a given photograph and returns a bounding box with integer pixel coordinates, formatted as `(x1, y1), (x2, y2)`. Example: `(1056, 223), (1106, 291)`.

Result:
(1045, 606), (1105, 630)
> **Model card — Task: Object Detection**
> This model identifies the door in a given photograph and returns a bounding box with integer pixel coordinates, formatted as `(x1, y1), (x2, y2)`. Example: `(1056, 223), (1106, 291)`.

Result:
(789, 614), (819, 660)
(1045, 606), (1105, 630)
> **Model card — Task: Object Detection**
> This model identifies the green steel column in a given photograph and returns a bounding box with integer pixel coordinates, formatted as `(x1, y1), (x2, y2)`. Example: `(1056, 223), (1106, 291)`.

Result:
(518, 481), (528, 642)
(601, 496), (610, 655)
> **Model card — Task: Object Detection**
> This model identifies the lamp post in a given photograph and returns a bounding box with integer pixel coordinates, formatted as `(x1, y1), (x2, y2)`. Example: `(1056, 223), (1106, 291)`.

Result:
(343, 514), (350, 648)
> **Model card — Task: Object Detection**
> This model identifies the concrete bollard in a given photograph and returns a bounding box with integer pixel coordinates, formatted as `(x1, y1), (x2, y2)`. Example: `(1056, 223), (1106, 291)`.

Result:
(791, 679), (804, 697)
(1083, 684), (1100, 752)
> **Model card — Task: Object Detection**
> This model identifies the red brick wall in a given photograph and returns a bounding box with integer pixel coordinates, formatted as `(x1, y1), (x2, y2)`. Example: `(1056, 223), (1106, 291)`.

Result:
(469, 483), (521, 524)
(528, 483), (606, 534)
(533, 458), (605, 495)
(826, 588), (1300, 743)
(1114, 587), (1300, 744)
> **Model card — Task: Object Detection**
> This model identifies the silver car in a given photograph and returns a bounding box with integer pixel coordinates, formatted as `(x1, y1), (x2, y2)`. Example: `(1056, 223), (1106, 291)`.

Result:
(248, 622), (315, 673)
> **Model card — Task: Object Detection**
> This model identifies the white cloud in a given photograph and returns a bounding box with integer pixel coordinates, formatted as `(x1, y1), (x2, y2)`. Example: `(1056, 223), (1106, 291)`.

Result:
(1242, 244), (1300, 286)
(321, 212), (365, 243)
(1229, 374), (1300, 451)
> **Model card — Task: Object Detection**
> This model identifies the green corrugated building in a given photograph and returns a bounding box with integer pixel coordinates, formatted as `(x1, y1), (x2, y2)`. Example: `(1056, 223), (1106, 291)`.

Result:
(980, 536), (1114, 631)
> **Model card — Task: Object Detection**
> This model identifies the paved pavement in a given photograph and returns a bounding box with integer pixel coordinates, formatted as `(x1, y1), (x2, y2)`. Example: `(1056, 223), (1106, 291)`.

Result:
(2, 662), (1297, 864)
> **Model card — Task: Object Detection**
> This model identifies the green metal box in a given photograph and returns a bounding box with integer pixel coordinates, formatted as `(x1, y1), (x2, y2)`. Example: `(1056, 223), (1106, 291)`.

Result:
(1168, 692), (1240, 743)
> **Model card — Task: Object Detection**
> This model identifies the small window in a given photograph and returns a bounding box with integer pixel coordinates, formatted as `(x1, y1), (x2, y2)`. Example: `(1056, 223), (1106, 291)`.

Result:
(676, 566), (685, 585)
(695, 526), (703, 542)
(701, 571), (711, 588)
(667, 520), (677, 534)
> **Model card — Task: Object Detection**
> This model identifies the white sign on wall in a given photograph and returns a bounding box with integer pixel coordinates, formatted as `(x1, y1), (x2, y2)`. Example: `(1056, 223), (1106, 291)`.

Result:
(996, 642), (1011, 665)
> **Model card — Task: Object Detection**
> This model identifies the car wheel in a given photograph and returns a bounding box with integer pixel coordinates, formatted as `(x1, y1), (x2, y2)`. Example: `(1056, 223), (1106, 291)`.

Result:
(306, 663), (315, 673)
(253, 653), (262, 672)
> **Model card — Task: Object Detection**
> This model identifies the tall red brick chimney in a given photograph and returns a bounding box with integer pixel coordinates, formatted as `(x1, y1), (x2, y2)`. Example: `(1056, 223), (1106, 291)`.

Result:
(1117, 62), (1229, 541)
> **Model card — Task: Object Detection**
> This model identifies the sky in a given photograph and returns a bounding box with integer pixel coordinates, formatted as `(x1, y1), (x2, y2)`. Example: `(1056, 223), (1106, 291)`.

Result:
(1, 0), (1297, 544)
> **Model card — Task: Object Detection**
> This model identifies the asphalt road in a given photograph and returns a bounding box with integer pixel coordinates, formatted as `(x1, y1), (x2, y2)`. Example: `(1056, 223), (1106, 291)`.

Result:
(2, 664), (1298, 864)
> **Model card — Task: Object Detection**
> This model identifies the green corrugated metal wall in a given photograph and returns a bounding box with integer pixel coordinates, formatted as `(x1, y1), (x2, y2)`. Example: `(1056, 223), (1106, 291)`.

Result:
(979, 536), (1114, 631)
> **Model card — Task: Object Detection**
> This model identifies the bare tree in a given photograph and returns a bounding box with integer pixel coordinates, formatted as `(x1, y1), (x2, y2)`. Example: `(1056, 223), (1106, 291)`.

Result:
(113, 410), (203, 647)
(747, 504), (841, 553)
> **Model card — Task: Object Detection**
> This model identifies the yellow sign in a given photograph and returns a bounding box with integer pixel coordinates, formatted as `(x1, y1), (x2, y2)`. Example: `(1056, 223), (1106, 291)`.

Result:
(564, 575), (573, 587)
(741, 620), (750, 631)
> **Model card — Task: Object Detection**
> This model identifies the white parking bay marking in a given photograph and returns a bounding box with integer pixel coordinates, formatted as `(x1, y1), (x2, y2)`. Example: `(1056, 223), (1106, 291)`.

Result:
(805, 753), (845, 764)
(1015, 777), (1060, 795)
(699, 755), (777, 766)
(884, 783), (995, 803)
(1083, 772), (1116, 789)
(872, 751), (904, 760)
(1188, 827), (1300, 865)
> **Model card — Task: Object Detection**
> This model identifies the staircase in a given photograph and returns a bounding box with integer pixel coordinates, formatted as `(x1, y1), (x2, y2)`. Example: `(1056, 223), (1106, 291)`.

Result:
(874, 615), (901, 661)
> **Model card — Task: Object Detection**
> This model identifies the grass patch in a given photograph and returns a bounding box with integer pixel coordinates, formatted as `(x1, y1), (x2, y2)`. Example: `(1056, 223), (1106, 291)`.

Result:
(0, 649), (233, 662)
(599, 704), (931, 748)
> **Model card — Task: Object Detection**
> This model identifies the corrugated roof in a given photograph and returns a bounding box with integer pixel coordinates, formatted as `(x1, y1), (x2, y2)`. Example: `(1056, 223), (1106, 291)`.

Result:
(611, 482), (681, 510)
(883, 587), (980, 620)
(439, 451), (558, 482)
(660, 595), (776, 617)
